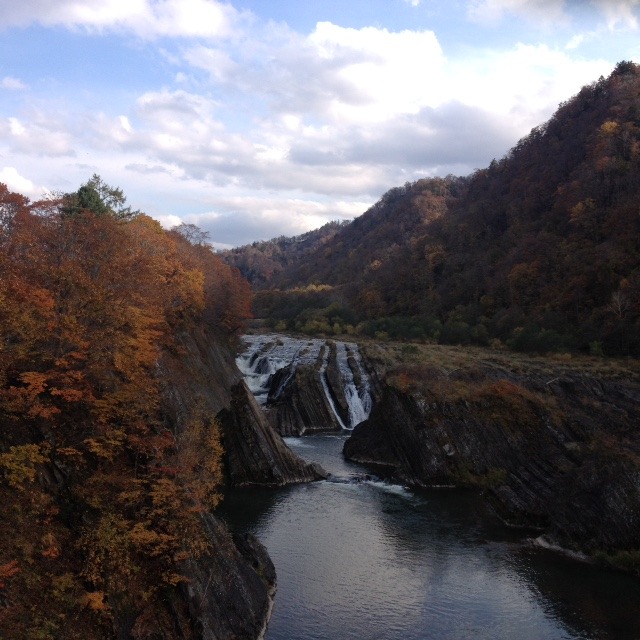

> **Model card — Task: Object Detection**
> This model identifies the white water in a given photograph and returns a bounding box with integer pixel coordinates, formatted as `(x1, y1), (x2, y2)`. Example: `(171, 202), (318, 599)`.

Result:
(318, 345), (348, 430)
(335, 341), (372, 428)
(236, 334), (372, 429)
(236, 334), (323, 405)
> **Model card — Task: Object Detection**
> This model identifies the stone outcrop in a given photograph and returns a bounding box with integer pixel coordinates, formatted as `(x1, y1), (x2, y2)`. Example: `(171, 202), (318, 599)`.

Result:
(218, 381), (327, 486)
(266, 356), (345, 435)
(182, 515), (276, 640)
(344, 366), (640, 553)
(160, 328), (324, 486)
(159, 327), (325, 638)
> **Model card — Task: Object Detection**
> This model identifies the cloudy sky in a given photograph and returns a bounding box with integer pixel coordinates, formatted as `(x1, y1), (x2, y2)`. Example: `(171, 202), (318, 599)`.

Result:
(0, 0), (638, 247)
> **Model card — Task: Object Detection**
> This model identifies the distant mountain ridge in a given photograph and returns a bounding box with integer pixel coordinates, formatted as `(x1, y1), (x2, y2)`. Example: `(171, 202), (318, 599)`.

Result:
(221, 219), (349, 287)
(222, 61), (640, 356)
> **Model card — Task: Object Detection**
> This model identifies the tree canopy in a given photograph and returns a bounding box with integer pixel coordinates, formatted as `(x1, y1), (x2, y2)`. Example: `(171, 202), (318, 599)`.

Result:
(226, 63), (640, 356)
(0, 181), (251, 638)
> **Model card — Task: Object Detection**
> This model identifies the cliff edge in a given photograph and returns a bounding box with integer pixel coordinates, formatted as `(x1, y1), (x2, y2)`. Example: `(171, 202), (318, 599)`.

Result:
(344, 344), (640, 562)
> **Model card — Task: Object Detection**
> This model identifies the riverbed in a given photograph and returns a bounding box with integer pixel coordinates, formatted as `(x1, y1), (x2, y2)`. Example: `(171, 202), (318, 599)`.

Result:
(220, 433), (640, 640)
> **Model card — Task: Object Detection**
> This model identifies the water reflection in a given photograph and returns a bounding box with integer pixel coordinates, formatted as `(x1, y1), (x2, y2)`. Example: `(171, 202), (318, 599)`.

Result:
(219, 434), (640, 640)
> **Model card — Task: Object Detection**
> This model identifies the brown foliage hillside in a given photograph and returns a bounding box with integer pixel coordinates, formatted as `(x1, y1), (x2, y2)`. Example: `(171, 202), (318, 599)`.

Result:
(230, 62), (640, 355)
(0, 182), (251, 638)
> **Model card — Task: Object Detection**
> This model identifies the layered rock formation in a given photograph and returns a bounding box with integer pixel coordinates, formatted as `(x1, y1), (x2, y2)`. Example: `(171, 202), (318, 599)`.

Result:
(218, 381), (327, 485)
(160, 328), (326, 486)
(344, 353), (640, 554)
(237, 334), (372, 435)
(159, 328), (324, 639)
(182, 516), (276, 640)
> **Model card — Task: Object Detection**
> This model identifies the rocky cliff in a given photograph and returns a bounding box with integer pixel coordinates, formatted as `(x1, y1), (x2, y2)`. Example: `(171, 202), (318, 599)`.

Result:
(218, 381), (327, 485)
(237, 334), (373, 436)
(160, 328), (325, 485)
(182, 515), (276, 640)
(159, 327), (324, 639)
(344, 344), (640, 557)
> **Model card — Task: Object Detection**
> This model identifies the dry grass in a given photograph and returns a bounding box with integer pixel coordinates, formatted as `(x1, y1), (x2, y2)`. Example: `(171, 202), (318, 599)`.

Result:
(361, 340), (640, 383)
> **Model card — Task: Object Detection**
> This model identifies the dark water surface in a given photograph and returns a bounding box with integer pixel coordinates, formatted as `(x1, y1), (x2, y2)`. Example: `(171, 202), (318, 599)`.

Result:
(220, 434), (640, 640)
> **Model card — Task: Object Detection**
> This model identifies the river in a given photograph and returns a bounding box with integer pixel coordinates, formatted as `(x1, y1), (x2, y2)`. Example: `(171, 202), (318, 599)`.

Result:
(220, 433), (640, 640)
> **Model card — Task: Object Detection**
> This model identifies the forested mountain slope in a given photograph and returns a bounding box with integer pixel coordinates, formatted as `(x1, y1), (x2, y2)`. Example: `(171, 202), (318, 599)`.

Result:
(0, 179), (320, 639)
(227, 62), (640, 356)
(221, 219), (349, 287)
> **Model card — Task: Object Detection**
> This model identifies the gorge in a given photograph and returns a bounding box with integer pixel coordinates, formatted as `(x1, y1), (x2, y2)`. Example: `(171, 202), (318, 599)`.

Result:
(227, 333), (640, 639)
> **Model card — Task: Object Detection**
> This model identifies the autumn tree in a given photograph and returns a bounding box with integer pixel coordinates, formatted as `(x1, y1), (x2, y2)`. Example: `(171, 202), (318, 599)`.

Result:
(0, 180), (251, 638)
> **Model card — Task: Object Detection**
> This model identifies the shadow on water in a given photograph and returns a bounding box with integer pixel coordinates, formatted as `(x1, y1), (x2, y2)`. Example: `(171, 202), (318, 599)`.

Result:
(219, 434), (640, 640)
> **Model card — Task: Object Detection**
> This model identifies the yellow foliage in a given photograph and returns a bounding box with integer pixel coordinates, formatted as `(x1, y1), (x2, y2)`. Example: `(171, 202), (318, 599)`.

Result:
(80, 513), (134, 592)
(127, 522), (176, 556)
(82, 591), (110, 612)
(600, 120), (620, 135)
(84, 429), (126, 461)
(0, 444), (47, 488)
(161, 572), (188, 586)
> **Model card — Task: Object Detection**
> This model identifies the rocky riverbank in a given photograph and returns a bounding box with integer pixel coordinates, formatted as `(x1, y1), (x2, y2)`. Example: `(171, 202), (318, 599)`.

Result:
(343, 343), (640, 564)
(159, 328), (326, 639)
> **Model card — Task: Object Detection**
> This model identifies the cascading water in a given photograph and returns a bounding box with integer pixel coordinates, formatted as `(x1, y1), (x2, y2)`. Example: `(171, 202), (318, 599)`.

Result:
(236, 334), (373, 430)
(318, 345), (348, 430)
(334, 342), (372, 428)
(236, 334), (322, 405)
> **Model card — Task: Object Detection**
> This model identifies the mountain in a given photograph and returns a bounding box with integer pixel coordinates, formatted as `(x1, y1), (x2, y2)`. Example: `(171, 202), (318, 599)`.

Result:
(225, 61), (640, 356)
(221, 219), (349, 288)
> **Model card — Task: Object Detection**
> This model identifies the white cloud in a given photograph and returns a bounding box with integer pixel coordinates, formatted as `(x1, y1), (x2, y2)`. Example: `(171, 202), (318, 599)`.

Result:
(445, 43), (611, 132)
(185, 195), (370, 245)
(468, 0), (640, 29)
(183, 45), (238, 82)
(594, 0), (640, 29)
(566, 33), (586, 49)
(467, 0), (568, 25)
(0, 167), (46, 199)
(1, 114), (74, 157)
(0, 0), (242, 39)
(183, 22), (446, 125)
(304, 22), (445, 123)
(1, 76), (27, 90)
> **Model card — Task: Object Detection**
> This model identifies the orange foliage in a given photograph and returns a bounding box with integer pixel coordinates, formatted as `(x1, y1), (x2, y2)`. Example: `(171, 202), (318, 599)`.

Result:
(0, 181), (251, 638)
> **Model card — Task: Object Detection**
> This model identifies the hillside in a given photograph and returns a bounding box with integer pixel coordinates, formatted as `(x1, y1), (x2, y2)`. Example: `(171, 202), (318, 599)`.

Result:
(0, 179), (321, 639)
(226, 61), (640, 356)
(221, 219), (349, 287)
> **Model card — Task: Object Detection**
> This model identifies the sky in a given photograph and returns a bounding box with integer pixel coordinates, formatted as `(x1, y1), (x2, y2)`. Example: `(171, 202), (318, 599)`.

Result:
(0, 0), (638, 248)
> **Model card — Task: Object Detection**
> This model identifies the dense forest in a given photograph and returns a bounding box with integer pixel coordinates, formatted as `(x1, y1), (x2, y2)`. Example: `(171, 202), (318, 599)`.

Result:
(0, 177), (251, 638)
(224, 61), (640, 356)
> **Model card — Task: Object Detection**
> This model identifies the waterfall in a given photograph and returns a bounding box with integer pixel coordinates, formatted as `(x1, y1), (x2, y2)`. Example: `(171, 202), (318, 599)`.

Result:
(334, 342), (372, 429)
(319, 345), (348, 430)
(236, 334), (323, 405)
(236, 334), (373, 430)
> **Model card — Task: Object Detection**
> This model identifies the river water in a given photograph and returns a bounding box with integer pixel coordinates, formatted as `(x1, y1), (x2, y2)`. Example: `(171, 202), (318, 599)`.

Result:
(220, 434), (640, 640)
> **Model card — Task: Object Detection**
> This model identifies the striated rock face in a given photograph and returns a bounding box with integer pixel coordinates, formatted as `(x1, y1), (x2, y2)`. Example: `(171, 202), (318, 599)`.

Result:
(237, 334), (373, 435)
(160, 328), (324, 486)
(217, 381), (327, 486)
(159, 327), (324, 638)
(345, 367), (640, 553)
(266, 356), (344, 435)
(183, 514), (276, 640)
